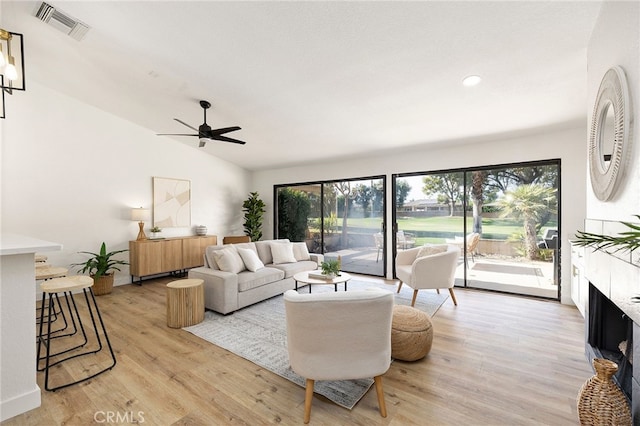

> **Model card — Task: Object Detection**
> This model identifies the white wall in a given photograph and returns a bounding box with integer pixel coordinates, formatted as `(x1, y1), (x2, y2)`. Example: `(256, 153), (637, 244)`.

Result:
(586, 1), (640, 220)
(1, 80), (251, 287)
(252, 125), (587, 304)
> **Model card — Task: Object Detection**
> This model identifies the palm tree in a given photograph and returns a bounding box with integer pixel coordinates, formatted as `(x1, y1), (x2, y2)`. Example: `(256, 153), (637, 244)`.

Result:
(495, 184), (557, 260)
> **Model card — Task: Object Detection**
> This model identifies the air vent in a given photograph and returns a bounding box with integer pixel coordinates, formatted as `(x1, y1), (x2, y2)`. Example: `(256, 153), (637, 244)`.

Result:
(34, 2), (90, 41)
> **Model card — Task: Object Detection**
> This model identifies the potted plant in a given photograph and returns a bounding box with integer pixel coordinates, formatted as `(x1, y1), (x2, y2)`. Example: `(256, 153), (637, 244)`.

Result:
(573, 215), (640, 254)
(320, 259), (341, 278)
(72, 242), (129, 295)
(150, 226), (162, 239)
(243, 191), (266, 241)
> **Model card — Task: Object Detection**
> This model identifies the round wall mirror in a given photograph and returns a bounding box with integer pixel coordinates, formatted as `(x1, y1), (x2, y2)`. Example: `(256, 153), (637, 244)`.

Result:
(588, 66), (632, 201)
(598, 101), (615, 172)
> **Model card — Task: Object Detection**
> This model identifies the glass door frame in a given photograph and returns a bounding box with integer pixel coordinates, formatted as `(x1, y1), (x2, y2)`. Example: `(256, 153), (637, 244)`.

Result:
(274, 174), (387, 277)
(392, 158), (561, 300)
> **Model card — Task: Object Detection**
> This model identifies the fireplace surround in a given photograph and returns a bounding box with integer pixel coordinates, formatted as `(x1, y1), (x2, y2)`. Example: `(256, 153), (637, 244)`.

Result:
(583, 219), (640, 421)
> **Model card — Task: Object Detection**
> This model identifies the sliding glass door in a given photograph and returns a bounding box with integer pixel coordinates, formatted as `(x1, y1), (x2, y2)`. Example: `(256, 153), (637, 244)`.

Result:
(275, 176), (385, 276)
(464, 163), (559, 298)
(394, 160), (560, 299)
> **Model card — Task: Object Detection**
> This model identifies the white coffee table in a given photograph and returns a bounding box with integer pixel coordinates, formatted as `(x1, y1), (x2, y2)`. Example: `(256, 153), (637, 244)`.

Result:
(293, 271), (352, 293)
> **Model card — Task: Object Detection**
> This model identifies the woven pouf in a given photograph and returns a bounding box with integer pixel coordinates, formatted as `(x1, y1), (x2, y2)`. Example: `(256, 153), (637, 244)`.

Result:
(391, 305), (433, 361)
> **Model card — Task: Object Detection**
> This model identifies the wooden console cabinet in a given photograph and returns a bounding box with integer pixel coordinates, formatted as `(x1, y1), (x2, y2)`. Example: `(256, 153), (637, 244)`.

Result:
(129, 235), (217, 283)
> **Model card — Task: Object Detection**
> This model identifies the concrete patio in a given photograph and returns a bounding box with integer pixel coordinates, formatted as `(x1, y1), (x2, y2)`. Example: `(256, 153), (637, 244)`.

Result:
(324, 247), (558, 299)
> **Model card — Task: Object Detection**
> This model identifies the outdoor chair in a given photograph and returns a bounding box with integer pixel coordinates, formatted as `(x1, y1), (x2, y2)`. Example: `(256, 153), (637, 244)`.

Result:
(466, 232), (480, 264)
(374, 232), (384, 262)
(395, 244), (460, 306)
(396, 230), (416, 250)
(446, 232), (480, 267)
(284, 288), (394, 424)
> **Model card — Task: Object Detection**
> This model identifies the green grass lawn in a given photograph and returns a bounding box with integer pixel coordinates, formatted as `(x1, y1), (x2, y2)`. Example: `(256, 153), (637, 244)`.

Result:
(338, 215), (557, 241)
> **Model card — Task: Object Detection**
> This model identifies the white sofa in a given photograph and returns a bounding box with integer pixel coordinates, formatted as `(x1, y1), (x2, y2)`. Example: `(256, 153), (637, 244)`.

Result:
(188, 239), (323, 314)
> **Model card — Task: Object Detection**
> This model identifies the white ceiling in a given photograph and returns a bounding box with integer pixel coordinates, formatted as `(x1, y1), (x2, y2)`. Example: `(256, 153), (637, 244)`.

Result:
(2, 1), (602, 171)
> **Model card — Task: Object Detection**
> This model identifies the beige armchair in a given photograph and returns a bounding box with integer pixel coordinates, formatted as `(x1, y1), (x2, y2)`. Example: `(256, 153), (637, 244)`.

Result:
(284, 288), (394, 424)
(395, 244), (460, 306)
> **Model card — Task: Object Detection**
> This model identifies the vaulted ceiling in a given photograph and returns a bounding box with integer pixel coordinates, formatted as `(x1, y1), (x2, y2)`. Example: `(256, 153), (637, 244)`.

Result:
(2, 1), (602, 170)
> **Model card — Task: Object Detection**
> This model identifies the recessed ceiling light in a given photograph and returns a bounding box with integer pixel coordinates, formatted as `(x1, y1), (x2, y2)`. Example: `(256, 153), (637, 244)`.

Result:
(462, 75), (482, 87)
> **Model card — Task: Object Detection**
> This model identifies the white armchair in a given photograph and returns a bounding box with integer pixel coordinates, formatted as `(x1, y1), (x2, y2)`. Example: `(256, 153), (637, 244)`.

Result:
(395, 244), (460, 306)
(284, 288), (394, 424)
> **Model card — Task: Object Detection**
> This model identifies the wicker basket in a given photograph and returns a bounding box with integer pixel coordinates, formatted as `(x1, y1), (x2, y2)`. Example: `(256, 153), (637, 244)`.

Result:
(577, 358), (631, 425)
(91, 274), (114, 296)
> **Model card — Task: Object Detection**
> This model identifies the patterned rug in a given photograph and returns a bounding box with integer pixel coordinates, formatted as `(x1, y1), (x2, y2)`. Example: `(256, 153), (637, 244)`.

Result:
(183, 279), (448, 409)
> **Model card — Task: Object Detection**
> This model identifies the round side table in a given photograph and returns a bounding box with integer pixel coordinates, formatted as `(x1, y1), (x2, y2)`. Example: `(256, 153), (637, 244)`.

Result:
(166, 278), (205, 328)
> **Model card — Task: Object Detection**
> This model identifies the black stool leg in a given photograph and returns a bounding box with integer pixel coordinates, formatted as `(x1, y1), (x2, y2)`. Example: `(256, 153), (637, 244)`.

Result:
(41, 288), (116, 392)
(37, 291), (88, 372)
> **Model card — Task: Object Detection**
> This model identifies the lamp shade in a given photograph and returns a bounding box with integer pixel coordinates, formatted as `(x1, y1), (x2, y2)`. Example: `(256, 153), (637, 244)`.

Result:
(131, 208), (150, 222)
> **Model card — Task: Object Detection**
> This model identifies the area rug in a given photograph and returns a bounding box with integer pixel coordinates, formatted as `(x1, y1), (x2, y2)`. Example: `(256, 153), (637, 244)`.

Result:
(183, 280), (448, 409)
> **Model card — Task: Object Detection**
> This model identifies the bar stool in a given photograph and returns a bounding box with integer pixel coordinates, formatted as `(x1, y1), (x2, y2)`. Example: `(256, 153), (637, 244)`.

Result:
(37, 275), (117, 391)
(35, 266), (69, 329)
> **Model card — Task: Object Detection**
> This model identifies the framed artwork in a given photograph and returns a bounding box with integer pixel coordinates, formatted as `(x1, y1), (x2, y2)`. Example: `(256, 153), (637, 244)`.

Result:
(153, 177), (191, 227)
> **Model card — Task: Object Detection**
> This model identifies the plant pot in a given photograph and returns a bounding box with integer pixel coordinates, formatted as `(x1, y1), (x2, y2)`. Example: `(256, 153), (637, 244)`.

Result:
(91, 274), (114, 296)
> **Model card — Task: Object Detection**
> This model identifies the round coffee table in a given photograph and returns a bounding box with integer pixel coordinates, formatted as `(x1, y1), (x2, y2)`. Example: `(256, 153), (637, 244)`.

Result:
(293, 271), (351, 293)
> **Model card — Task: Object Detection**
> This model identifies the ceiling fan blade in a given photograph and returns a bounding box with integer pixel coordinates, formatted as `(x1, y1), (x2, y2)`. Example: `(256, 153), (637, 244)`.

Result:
(199, 139), (207, 148)
(210, 126), (241, 136)
(174, 118), (199, 132)
(211, 134), (247, 145)
(157, 133), (199, 136)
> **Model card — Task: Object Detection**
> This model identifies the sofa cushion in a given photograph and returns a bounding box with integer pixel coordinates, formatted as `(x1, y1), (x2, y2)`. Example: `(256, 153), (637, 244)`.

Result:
(255, 239), (289, 265)
(237, 247), (265, 272)
(205, 245), (231, 270)
(269, 260), (318, 278)
(292, 242), (311, 261)
(213, 248), (245, 273)
(270, 242), (297, 264)
(237, 267), (285, 292)
(234, 242), (257, 253)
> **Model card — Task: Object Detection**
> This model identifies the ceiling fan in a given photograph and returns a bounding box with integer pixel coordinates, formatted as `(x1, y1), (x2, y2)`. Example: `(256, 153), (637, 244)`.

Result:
(157, 100), (246, 147)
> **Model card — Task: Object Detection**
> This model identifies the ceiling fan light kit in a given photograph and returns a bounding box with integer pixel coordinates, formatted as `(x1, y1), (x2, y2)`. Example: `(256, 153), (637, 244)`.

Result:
(157, 100), (247, 147)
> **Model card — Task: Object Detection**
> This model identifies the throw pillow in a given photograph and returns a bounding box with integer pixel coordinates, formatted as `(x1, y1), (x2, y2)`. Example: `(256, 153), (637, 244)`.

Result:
(270, 242), (297, 264)
(213, 248), (245, 273)
(237, 247), (265, 272)
(417, 244), (448, 258)
(292, 242), (311, 261)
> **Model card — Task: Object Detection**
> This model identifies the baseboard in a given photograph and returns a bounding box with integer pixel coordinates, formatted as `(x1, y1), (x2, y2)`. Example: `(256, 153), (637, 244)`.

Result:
(0, 385), (41, 422)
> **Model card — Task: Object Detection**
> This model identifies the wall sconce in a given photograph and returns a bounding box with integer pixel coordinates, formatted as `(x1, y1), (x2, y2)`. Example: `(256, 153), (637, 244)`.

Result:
(0, 28), (26, 119)
(131, 208), (151, 241)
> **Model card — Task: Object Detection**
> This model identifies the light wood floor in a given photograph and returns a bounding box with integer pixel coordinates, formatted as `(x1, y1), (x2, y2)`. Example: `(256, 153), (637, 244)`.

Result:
(3, 275), (592, 425)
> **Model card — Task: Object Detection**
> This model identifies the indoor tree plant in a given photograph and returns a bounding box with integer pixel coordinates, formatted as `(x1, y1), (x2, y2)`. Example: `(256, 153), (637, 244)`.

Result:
(72, 242), (129, 295)
(243, 191), (266, 241)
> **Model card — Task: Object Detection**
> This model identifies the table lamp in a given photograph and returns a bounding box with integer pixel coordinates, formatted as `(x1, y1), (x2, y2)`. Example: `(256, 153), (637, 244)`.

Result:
(131, 207), (151, 241)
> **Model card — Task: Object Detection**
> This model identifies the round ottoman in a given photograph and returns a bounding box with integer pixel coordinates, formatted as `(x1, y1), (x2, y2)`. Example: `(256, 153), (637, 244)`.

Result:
(391, 305), (433, 361)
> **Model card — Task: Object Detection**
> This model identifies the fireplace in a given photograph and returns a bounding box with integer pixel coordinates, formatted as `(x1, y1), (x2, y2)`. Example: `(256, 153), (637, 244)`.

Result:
(586, 283), (633, 400)
(582, 222), (640, 422)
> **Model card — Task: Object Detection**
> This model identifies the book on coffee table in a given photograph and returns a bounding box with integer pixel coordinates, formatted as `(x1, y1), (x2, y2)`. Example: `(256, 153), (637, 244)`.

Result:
(308, 271), (336, 280)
